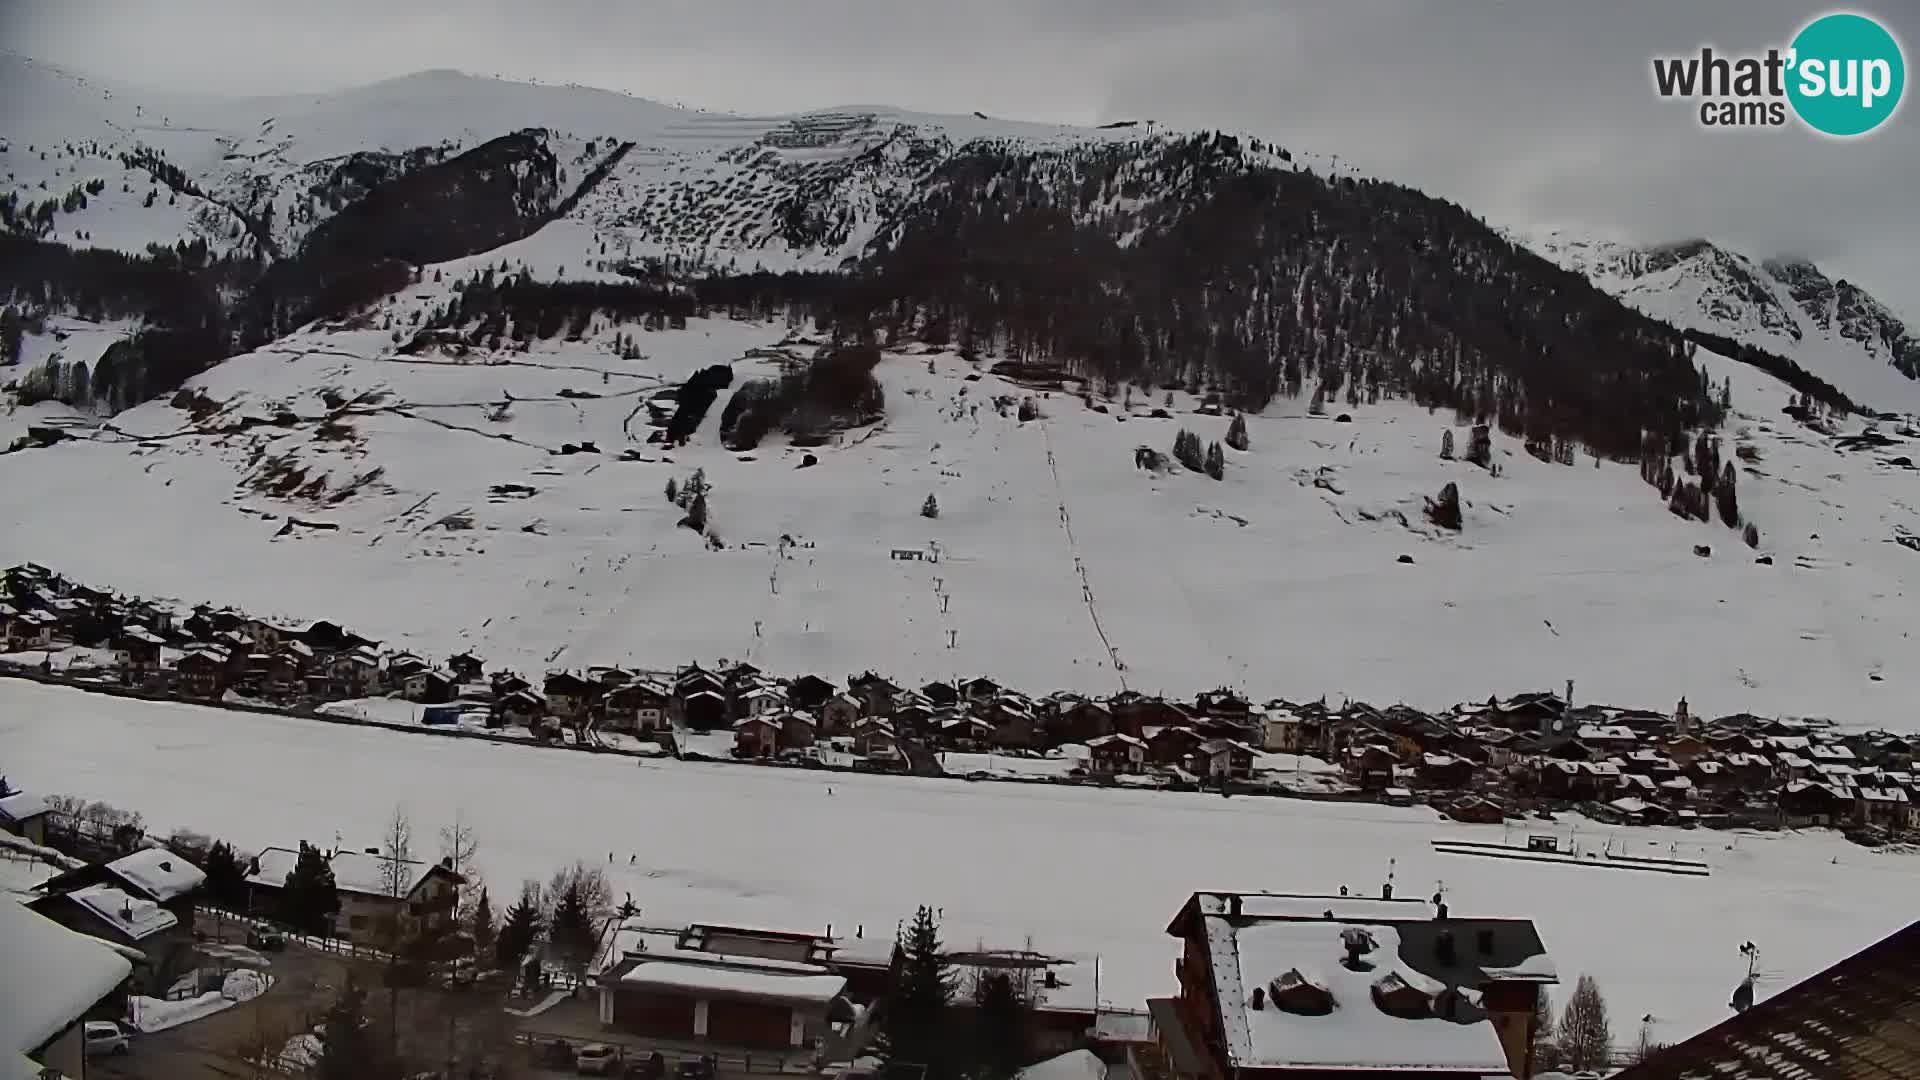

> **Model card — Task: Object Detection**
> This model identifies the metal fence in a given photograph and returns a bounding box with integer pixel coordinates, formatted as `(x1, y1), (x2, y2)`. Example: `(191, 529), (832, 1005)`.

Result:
(514, 1031), (815, 1075)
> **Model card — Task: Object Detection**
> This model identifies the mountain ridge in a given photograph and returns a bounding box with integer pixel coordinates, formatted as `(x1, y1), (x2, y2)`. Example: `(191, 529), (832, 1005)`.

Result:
(1510, 228), (1920, 415)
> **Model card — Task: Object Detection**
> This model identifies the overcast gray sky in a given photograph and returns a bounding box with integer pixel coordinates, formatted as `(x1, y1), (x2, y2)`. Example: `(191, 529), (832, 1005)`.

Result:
(5, 0), (1916, 312)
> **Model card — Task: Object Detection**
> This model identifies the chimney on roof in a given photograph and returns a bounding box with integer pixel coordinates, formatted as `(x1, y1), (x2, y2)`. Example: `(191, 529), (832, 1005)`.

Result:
(1250, 985), (1266, 1010)
(158, 860), (172, 872)
(121, 902), (134, 922)
(1228, 894), (1242, 918)
(1435, 901), (1450, 921)
(1044, 970), (1058, 989)
(1565, 679), (1574, 708)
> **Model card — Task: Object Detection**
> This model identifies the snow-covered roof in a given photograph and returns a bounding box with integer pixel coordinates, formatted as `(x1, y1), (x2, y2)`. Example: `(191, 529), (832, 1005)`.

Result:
(0, 792), (49, 823)
(108, 847), (207, 902)
(1576, 724), (1637, 742)
(1206, 918), (1511, 1072)
(1015, 1049), (1107, 1080)
(63, 883), (179, 941)
(618, 961), (846, 1007)
(0, 900), (132, 1058)
(1087, 733), (1145, 749)
(246, 845), (441, 899)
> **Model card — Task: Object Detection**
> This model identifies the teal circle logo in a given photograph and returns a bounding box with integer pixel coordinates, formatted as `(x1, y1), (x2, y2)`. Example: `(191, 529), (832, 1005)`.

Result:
(1787, 13), (1905, 136)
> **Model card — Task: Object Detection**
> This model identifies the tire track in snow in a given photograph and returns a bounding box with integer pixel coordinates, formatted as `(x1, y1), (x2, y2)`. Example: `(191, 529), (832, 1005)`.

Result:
(1036, 418), (1128, 693)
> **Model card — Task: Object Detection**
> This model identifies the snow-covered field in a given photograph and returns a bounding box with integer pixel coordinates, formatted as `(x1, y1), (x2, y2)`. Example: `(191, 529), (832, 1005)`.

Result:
(5, 678), (1915, 1047)
(3, 288), (1918, 721)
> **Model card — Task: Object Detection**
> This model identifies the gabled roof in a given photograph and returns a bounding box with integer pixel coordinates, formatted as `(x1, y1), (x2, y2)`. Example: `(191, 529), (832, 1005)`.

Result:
(0, 792), (49, 824)
(1614, 919), (1920, 1080)
(105, 847), (206, 902)
(0, 900), (132, 1058)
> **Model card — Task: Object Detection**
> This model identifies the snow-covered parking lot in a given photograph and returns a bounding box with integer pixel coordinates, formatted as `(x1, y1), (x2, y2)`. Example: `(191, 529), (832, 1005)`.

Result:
(4, 678), (1914, 1046)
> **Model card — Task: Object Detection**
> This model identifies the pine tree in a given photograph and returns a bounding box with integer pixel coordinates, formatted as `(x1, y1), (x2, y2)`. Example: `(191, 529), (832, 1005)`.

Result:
(880, 906), (956, 1077)
(1205, 440), (1225, 480)
(469, 887), (496, 967)
(1427, 481), (1463, 531)
(664, 477), (678, 503)
(1743, 522), (1760, 549)
(922, 494), (940, 519)
(1440, 428), (1455, 460)
(547, 864), (598, 984)
(280, 841), (340, 936)
(495, 882), (543, 973)
(1530, 989), (1560, 1074)
(1173, 429), (1205, 471)
(683, 490), (709, 533)
(1557, 973), (1613, 1072)
(973, 970), (1031, 1080)
(1716, 462), (1740, 526)
(314, 977), (391, 1080)
(1225, 413), (1250, 451)
(1308, 385), (1327, 416)
(201, 840), (246, 910)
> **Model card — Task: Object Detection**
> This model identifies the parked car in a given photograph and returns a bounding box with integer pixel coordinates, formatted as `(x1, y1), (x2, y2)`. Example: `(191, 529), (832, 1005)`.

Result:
(83, 1021), (130, 1056)
(673, 1056), (716, 1080)
(248, 927), (287, 951)
(538, 1038), (574, 1068)
(576, 1043), (622, 1075)
(623, 1051), (666, 1079)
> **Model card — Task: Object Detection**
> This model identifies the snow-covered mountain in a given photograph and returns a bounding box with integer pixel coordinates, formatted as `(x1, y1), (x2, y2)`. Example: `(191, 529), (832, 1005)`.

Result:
(1513, 228), (1920, 415)
(7, 57), (1920, 723)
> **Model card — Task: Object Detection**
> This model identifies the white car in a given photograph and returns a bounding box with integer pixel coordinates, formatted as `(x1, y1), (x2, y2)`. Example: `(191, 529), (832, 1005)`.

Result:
(83, 1020), (130, 1056)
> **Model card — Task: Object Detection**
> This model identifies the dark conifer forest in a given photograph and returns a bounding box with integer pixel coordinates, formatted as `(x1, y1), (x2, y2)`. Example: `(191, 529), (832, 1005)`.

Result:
(3, 124), (1841, 459)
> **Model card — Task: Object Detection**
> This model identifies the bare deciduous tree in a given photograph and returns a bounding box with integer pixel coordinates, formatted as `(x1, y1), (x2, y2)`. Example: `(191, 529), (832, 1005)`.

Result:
(378, 806), (414, 899)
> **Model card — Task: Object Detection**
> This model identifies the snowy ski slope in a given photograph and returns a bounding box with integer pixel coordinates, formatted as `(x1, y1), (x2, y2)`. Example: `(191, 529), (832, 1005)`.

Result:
(4, 249), (1918, 723)
(4, 678), (1914, 1047)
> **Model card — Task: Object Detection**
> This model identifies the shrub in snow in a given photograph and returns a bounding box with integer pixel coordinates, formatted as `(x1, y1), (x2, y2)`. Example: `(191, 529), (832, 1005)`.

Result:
(1225, 413), (1250, 451)
(921, 494), (939, 519)
(1425, 481), (1462, 531)
(1466, 425), (1492, 469)
(1440, 429), (1455, 460)
(1743, 522), (1759, 548)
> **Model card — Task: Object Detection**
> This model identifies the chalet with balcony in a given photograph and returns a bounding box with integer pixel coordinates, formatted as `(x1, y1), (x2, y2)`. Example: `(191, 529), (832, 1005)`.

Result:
(174, 646), (229, 698)
(734, 715), (780, 758)
(788, 674), (837, 711)
(1087, 733), (1147, 776)
(852, 719), (900, 759)
(0, 790), (51, 844)
(544, 672), (596, 721)
(1149, 725), (1206, 768)
(245, 846), (462, 948)
(821, 692), (862, 736)
(1192, 739), (1258, 782)
(604, 681), (671, 734)
(592, 922), (850, 1053)
(447, 651), (485, 683)
(1154, 891), (1557, 1079)
(1052, 699), (1115, 744)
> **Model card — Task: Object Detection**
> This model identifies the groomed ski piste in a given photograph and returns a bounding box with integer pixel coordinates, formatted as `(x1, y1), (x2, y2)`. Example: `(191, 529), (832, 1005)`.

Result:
(4, 678), (1913, 1049)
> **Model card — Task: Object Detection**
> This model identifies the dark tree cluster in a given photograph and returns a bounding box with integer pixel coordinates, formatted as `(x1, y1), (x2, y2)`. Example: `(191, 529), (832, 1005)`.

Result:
(1679, 329), (1855, 413)
(665, 365), (734, 445)
(721, 343), (886, 450)
(783, 132), (1731, 459)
